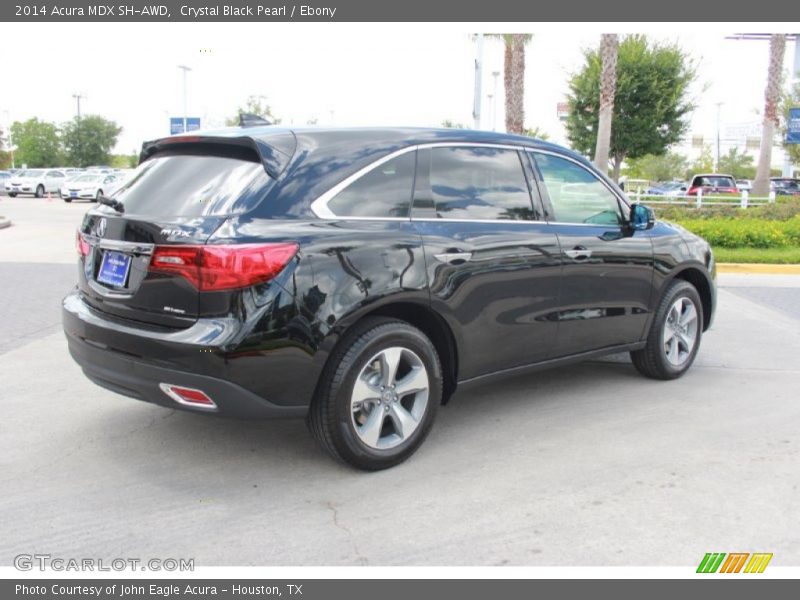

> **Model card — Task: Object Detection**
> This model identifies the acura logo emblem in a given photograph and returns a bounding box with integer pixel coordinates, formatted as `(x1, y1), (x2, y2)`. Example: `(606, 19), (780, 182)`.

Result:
(94, 218), (107, 238)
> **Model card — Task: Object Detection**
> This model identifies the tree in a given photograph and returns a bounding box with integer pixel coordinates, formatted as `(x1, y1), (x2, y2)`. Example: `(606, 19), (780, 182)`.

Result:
(62, 115), (122, 167)
(781, 82), (800, 168)
(594, 34), (618, 174)
(488, 34), (532, 134)
(565, 35), (696, 182)
(522, 126), (550, 141)
(110, 152), (138, 169)
(753, 34), (786, 196)
(624, 152), (688, 182)
(225, 95), (281, 126)
(687, 145), (714, 179)
(0, 125), (11, 169)
(717, 147), (755, 179)
(10, 118), (62, 167)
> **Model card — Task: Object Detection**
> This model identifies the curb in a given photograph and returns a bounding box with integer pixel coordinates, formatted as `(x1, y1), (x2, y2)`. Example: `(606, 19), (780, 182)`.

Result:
(717, 263), (800, 274)
(0, 217), (11, 230)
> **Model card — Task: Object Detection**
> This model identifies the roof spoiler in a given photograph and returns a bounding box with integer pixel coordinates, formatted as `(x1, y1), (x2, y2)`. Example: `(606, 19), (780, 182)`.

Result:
(138, 131), (297, 179)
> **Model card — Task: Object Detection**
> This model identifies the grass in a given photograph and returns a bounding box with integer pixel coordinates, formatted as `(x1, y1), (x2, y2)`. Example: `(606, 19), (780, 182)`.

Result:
(713, 247), (800, 264)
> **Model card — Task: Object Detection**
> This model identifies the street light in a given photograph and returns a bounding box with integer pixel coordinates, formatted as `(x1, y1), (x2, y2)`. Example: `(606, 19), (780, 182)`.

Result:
(715, 102), (723, 172)
(2, 109), (14, 169)
(72, 93), (85, 167)
(491, 71), (500, 131)
(177, 65), (192, 133)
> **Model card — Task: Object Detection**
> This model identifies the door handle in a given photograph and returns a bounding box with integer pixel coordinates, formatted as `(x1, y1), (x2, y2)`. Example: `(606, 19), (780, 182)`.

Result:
(434, 251), (473, 264)
(564, 246), (592, 260)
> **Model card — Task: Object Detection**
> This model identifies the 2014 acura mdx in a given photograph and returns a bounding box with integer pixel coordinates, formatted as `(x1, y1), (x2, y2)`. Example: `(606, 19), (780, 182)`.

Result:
(62, 127), (716, 470)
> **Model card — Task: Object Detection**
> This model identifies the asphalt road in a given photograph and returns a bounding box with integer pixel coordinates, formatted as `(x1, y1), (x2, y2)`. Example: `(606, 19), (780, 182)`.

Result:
(1, 197), (799, 566)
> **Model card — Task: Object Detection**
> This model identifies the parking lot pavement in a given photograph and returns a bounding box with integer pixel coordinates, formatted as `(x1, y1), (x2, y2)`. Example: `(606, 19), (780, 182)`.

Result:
(1, 198), (799, 566)
(0, 195), (88, 263)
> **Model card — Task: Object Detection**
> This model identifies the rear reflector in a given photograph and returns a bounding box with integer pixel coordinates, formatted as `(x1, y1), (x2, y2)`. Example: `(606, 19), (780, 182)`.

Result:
(76, 230), (91, 257)
(159, 383), (217, 410)
(149, 243), (299, 291)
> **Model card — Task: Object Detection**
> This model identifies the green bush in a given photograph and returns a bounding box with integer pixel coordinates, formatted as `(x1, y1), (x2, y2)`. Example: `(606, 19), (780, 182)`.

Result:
(675, 218), (793, 248)
(653, 197), (800, 222)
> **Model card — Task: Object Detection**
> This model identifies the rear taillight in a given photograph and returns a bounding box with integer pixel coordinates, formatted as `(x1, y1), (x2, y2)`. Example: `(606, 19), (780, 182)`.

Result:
(687, 186), (699, 196)
(149, 243), (299, 291)
(159, 383), (217, 410)
(76, 230), (90, 257)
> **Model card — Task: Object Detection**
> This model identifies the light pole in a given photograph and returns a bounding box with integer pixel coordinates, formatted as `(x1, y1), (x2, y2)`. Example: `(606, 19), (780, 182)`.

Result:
(2, 110), (14, 169)
(715, 102), (723, 172)
(177, 65), (192, 133)
(72, 93), (84, 119)
(491, 71), (500, 131)
(472, 34), (484, 129)
(487, 93), (494, 132)
(72, 93), (85, 167)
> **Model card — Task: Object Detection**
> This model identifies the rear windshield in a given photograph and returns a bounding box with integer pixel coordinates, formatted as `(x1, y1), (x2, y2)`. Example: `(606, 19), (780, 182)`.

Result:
(21, 170), (44, 177)
(694, 176), (735, 188)
(112, 152), (272, 217)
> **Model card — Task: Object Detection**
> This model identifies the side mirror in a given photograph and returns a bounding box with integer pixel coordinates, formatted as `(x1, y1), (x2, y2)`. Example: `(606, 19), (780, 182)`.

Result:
(629, 203), (655, 231)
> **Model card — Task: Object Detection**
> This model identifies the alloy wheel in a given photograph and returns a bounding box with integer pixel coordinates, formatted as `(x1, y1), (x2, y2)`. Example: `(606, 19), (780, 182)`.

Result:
(662, 297), (699, 367)
(350, 346), (430, 450)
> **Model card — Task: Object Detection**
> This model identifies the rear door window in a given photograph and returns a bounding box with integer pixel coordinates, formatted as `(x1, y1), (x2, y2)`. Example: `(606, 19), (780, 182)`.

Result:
(426, 146), (535, 220)
(326, 151), (415, 218)
(112, 152), (272, 217)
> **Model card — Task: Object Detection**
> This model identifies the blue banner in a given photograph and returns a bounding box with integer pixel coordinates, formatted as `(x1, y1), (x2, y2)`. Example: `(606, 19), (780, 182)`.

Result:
(169, 117), (201, 135)
(788, 108), (800, 144)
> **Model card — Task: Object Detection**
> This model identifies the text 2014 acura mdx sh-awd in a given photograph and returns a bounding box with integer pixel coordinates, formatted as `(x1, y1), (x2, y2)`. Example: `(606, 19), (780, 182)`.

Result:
(63, 127), (716, 470)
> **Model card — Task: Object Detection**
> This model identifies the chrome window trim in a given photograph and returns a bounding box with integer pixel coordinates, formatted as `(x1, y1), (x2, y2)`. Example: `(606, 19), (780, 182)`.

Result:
(310, 142), (530, 220)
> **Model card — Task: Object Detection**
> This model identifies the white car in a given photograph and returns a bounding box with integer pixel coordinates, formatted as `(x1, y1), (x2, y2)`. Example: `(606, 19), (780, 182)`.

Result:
(5, 169), (67, 197)
(60, 173), (125, 203)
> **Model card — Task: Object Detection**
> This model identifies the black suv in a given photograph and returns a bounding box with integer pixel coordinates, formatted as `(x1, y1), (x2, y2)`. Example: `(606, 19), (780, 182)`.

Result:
(63, 127), (716, 470)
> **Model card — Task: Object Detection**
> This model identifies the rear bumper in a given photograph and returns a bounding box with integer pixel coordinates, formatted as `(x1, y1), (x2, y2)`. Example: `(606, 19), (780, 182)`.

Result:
(62, 291), (309, 419)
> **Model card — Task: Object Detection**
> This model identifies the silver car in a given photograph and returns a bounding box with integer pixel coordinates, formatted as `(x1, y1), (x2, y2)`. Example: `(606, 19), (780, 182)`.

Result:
(5, 169), (67, 197)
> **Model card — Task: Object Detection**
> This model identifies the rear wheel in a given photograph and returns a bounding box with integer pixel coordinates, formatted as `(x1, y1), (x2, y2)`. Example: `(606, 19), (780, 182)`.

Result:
(631, 280), (703, 380)
(35, 185), (44, 198)
(308, 317), (442, 471)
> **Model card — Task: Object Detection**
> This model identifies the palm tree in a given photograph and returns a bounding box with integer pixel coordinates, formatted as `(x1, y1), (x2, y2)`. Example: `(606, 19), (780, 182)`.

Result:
(752, 34), (786, 197)
(593, 34), (618, 175)
(488, 34), (532, 134)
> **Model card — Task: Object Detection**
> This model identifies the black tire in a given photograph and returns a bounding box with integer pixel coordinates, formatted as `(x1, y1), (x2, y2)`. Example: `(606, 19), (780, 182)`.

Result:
(307, 317), (442, 471)
(631, 280), (703, 380)
(35, 185), (44, 198)
(8, 192), (17, 198)
(63, 197), (72, 203)
(93, 190), (103, 203)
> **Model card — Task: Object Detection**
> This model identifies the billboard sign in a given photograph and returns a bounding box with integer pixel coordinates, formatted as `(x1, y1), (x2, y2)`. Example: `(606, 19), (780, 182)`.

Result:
(787, 108), (800, 144)
(169, 117), (201, 135)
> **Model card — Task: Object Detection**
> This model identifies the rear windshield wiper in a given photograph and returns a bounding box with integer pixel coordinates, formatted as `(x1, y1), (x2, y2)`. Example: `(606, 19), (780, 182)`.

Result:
(98, 195), (125, 214)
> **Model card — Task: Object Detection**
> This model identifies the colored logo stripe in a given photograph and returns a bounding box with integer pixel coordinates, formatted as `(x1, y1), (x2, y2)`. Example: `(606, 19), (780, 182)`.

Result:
(719, 553), (749, 573)
(697, 552), (773, 573)
(697, 553), (726, 573)
(744, 553), (773, 573)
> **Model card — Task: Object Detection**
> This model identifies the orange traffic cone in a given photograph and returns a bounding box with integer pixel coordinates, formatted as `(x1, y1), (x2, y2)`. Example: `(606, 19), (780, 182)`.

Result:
(47, 191), (52, 202)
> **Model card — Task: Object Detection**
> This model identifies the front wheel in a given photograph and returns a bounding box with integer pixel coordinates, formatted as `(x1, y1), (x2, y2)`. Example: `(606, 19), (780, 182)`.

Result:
(93, 190), (103, 203)
(8, 192), (17, 198)
(631, 280), (703, 380)
(35, 185), (44, 198)
(308, 317), (442, 471)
